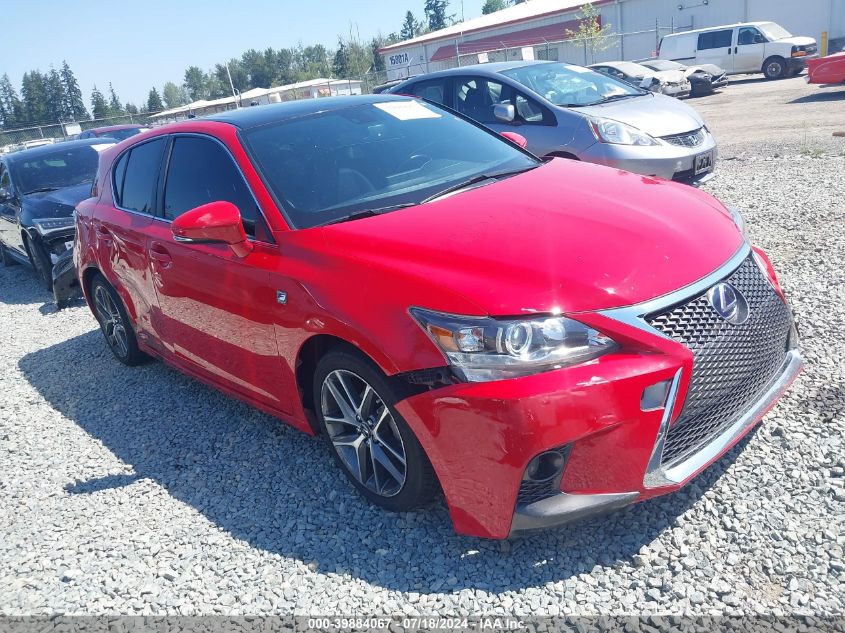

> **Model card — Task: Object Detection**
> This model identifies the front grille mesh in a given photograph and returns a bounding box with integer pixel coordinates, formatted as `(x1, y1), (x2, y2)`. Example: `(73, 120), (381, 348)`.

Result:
(662, 127), (707, 148)
(645, 256), (792, 467)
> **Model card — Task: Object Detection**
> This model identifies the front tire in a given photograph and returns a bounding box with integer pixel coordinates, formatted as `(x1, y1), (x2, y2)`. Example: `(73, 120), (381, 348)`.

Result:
(91, 275), (147, 366)
(23, 233), (52, 291)
(763, 56), (787, 80)
(313, 347), (437, 512)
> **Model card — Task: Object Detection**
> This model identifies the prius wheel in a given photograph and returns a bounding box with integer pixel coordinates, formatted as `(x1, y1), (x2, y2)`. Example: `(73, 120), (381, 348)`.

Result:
(91, 276), (146, 366)
(314, 349), (437, 511)
(23, 234), (52, 291)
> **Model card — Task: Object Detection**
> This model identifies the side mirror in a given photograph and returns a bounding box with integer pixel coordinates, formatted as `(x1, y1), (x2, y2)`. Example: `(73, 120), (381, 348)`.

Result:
(500, 131), (528, 149)
(171, 201), (253, 258)
(0, 186), (10, 202)
(493, 103), (516, 123)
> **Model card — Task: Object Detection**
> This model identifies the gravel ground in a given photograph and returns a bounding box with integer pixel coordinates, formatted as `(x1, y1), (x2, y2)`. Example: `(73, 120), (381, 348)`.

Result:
(1, 93), (844, 617)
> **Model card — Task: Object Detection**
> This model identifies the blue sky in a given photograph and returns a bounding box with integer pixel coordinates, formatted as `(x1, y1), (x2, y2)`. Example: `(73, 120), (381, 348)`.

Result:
(2, 0), (486, 108)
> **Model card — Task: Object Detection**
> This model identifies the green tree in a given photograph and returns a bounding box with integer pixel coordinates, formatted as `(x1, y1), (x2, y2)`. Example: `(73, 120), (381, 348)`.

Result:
(241, 48), (274, 88)
(183, 66), (208, 101)
(146, 87), (163, 112)
(125, 103), (139, 115)
(482, 0), (509, 14)
(90, 85), (109, 119)
(60, 60), (87, 120)
(424, 0), (452, 31)
(565, 2), (613, 64)
(20, 71), (49, 124)
(45, 67), (67, 122)
(107, 83), (124, 116)
(0, 74), (24, 128)
(162, 81), (184, 109)
(399, 11), (420, 41)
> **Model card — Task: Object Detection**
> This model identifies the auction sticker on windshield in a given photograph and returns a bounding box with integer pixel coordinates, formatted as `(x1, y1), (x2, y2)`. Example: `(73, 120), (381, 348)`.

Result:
(374, 101), (441, 120)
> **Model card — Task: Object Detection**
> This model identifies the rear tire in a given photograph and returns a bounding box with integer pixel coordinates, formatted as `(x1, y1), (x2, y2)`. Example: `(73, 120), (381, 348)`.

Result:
(90, 275), (147, 366)
(313, 347), (438, 512)
(0, 242), (18, 267)
(763, 57), (787, 80)
(23, 233), (52, 291)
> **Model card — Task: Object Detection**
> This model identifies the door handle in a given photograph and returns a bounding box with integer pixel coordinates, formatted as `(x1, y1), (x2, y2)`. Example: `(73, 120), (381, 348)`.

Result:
(148, 242), (172, 264)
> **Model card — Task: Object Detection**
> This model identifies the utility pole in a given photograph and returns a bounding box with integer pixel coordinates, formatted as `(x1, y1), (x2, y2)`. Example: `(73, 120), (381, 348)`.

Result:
(225, 63), (240, 108)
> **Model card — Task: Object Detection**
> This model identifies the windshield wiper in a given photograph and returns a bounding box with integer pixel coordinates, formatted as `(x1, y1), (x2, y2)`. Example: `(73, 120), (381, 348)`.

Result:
(599, 93), (645, 103)
(421, 164), (540, 204)
(24, 186), (60, 194)
(321, 203), (416, 226)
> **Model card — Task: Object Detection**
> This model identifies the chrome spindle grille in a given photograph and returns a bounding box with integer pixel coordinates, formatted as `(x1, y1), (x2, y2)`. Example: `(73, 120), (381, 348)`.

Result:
(646, 256), (793, 467)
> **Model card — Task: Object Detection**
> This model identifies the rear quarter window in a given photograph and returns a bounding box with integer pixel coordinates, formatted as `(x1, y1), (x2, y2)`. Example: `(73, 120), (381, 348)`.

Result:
(698, 29), (733, 51)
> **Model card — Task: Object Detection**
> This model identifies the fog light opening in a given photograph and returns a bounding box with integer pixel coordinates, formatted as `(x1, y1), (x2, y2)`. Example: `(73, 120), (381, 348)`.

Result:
(523, 450), (566, 482)
(641, 379), (672, 411)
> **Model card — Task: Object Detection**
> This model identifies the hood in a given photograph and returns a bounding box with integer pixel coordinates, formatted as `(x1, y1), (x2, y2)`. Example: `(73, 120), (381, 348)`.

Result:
(576, 93), (703, 136)
(780, 36), (815, 47)
(696, 64), (725, 76)
(322, 159), (743, 316)
(22, 182), (91, 219)
(652, 70), (688, 84)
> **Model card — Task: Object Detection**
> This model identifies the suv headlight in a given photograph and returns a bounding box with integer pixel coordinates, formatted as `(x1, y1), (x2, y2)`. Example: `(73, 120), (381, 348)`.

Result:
(589, 118), (659, 146)
(410, 308), (617, 382)
(32, 216), (74, 235)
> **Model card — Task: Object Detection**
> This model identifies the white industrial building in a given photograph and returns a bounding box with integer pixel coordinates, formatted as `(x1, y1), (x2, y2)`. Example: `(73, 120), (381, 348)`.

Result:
(380, 0), (844, 79)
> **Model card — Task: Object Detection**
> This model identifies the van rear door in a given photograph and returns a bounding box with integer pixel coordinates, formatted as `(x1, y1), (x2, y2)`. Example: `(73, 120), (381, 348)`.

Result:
(695, 28), (735, 72)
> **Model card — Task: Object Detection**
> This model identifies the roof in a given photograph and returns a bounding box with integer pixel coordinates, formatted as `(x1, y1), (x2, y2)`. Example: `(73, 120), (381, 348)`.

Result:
(389, 60), (554, 84)
(665, 21), (773, 36)
(381, 0), (606, 51)
(204, 94), (409, 129)
(3, 138), (114, 163)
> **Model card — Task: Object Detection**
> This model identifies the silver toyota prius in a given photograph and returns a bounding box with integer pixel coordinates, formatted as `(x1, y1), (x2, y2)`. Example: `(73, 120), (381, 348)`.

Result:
(390, 60), (717, 184)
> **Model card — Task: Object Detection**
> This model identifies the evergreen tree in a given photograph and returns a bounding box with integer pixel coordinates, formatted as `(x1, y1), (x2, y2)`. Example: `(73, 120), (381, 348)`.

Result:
(125, 103), (139, 115)
(146, 87), (163, 112)
(44, 67), (66, 122)
(424, 0), (452, 31)
(183, 66), (208, 101)
(400, 11), (420, 41)
(0, 74), (23, 128)
(90, 85), (109, 119)
(20, 71), (49, 124)
(107, 83), (124, 116)
(60, 60), (87, 120)
(482, 0), (509, 14)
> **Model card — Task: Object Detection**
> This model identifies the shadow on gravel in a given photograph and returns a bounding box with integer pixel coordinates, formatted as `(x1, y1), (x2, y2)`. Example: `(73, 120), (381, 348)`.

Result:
(0, 265), (54, 307)
(20, 331), (748, 594)
(790, 88), (845, 104)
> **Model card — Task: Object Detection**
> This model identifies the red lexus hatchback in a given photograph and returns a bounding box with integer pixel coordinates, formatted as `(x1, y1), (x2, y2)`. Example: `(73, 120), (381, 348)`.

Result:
(74, 95), (801, 539)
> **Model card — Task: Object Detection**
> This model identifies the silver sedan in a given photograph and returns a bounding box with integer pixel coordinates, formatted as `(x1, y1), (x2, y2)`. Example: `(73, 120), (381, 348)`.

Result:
(390, 61), (717, 184)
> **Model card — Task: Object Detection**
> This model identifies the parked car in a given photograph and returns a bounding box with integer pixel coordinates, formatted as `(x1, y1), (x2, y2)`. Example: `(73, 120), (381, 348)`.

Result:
(372, 78), (412, 94)
(0, 138), (114, 290)
(639, 59), (728, 96)
(659, 21), (817, 80)
(73, 95), (801, 539)
(78, 124), (150, 141)
(390, 61), (716, 184)
(807, 52), (845, 84)
(589, 61), (692, 98)
(21, 138), (56, 150)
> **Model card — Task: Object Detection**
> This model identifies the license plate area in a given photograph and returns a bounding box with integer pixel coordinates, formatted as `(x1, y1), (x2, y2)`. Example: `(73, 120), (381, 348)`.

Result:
(694, 151), (714, 175)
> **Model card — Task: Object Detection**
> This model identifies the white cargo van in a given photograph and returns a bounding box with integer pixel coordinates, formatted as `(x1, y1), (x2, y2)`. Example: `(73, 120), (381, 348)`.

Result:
(659, 22), (818, 79)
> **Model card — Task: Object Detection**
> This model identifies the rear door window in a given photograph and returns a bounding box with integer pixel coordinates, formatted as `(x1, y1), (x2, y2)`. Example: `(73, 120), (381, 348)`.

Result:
(162, 135), (270, 241)
(698, 29), (733, 50)
(119, 138), (166, 214)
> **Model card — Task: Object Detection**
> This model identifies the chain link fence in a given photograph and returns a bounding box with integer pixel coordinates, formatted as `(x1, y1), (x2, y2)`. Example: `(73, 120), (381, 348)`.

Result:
(0, 111), (168, 149)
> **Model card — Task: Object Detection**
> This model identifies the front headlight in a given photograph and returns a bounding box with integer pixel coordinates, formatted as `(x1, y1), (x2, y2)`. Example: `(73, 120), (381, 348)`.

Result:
(410, 308), (618, 382)
(32, 216), (74, 235)
(726, 205), (747, 238)
(589, 118), (659, 146)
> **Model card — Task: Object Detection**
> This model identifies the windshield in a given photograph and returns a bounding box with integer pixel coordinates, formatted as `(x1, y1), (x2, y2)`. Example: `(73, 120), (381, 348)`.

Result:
(758, 22), (792, 41)
(501, 62), (646, 107)
(106, 127), (148, 141)
(243, 100), (538, 229)
(15, 145), (108, 194)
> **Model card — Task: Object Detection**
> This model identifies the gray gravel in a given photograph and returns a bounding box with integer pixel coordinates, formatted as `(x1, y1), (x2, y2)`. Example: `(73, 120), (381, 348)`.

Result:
(1, 144), (843, 616)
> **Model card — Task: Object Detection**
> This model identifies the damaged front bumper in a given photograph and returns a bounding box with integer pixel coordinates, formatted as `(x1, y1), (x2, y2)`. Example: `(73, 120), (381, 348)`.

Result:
(52, 247), (81, 308)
